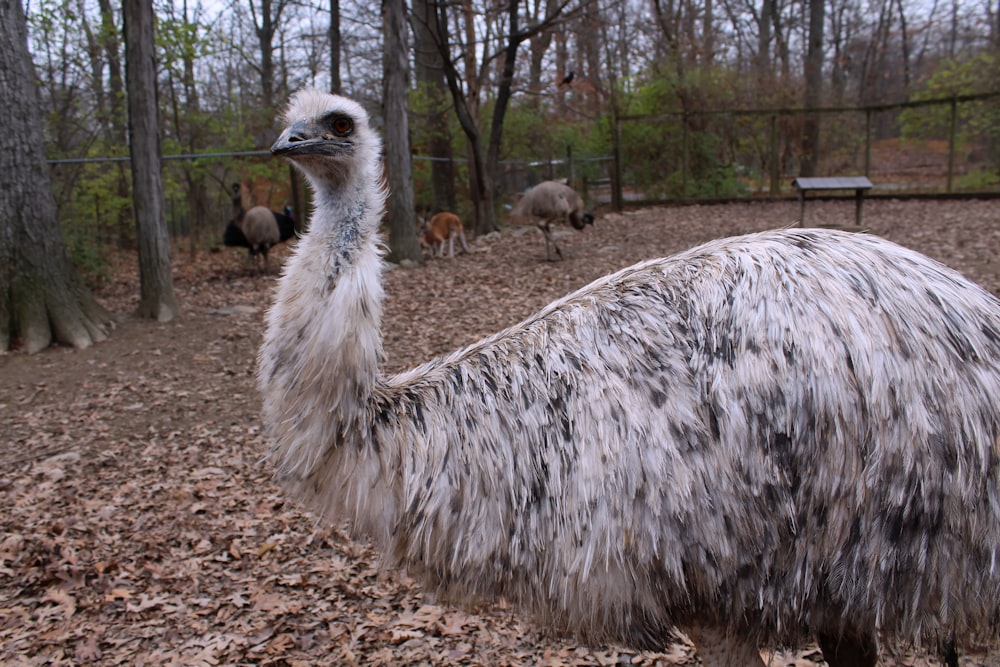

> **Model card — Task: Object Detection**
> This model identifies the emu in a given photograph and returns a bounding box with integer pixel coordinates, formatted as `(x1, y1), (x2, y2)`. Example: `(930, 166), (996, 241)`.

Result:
(223, 183), (296, 271)
(259, 88), (1000, 667)
(511, 180), (594, 261)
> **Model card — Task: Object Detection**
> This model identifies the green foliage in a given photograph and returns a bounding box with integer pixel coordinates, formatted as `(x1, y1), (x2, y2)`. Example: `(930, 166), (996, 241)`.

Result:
(616, 66), (752, 199)
(64, 223), (112, 287)
(953, 168), (1000, 191)
(901, 52), (1000, 162)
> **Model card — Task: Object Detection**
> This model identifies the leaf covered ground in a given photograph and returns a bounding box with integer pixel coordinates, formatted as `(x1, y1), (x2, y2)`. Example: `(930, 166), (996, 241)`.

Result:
(2, 199), (1000, 666)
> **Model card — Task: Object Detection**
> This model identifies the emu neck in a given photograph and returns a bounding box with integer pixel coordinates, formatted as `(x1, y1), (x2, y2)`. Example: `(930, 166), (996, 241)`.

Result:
(259, 176), (385, 481)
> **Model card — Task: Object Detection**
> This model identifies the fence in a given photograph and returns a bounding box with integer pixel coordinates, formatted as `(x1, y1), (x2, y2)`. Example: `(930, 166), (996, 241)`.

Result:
(48, 92), (999, 250)
(608, 91), (1000, 209)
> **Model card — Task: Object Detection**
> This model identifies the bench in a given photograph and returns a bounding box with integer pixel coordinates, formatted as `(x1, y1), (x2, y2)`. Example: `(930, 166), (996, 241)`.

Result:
(792, 176), (873, 227)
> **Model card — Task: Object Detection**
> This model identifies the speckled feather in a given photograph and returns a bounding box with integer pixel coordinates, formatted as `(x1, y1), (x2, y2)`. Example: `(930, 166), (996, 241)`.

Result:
(260, 89), (1000, 659)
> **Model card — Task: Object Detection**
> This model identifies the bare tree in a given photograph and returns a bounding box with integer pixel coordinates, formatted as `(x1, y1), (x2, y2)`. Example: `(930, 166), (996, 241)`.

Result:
(436, 0), (575, 234)
(161, 0), (211, 259)
(249, 0), (294, 112)
(895, 0), (911, 93)
(330, 0), (342, 93)
(123, 0), (179, 321)
(0, 0), (112, 353)
(413, 0), (457, 211)
(383, 0), (423, 263)
(800, 0), (824, 176)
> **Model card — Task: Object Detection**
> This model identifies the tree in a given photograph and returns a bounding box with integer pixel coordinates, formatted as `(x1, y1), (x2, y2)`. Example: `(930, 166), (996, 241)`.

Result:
(800, 0), (824, 176)
(330, 0), (342, 93)
(0, 0), (113, 353)
(382, 0), (423, 263)
(249, 0), (292, 110)
(160, 0), (211, 259)
(413, 0), (456, 212)
(123, 0), (179, 321)
(436, 0), (574, 235)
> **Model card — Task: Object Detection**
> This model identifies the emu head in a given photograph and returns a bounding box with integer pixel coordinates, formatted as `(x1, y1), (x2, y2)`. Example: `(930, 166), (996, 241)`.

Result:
(570, 210), (595, 231)
(271, 88), (381, 191)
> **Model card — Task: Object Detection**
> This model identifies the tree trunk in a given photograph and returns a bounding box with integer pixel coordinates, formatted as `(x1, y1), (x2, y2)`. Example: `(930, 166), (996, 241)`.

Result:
(123, 0), (179, 322)
(382, 0), (422, 263)
(256, 0), (276, 108)
(800, 0), (825, 177)
(895, 0), (911, 94)
(181, 1), (208, 259)
(437, 0), (491, 234)
(0, 0), (113, 353)
(527, 0), (558, 111)
(329, 0), (342, 93)
(482, 0), (523, 232)
(755, 0), (773, 82)
(413, 0), (456, 211)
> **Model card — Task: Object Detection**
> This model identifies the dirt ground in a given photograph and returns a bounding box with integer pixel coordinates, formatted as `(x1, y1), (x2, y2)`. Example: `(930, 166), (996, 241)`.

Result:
(3, 198), (1000, 666)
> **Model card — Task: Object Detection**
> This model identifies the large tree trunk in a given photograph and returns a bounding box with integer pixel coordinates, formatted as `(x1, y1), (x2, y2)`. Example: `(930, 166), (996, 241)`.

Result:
(0, 0), (113, 353)
(123, 0), (179, 322)
(800, 0), (825, 177)
(382, 0), (423, 263)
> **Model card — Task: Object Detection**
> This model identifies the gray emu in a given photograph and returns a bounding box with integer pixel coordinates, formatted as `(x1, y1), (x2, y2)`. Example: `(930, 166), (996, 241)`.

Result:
(259, 88), (1000, 666)
(511, 180), (594, 261)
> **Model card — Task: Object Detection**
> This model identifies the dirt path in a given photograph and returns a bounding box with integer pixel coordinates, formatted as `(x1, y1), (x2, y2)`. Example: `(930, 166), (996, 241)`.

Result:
(2, 199), (999, 665)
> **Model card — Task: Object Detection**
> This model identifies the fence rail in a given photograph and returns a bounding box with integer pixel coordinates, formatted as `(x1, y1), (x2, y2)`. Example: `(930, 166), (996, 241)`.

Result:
(48, 92), (999, 245)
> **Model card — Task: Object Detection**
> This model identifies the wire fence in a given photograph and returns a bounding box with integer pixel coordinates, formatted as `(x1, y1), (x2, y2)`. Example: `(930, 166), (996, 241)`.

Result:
(49, 92), (999, 249)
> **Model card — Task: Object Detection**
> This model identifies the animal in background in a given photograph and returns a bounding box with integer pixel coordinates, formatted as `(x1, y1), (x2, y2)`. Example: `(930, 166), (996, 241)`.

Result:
(419, 211), (470, 258)
(259, 88), (1000, 667)
(510, 180), (594, 261)
(223, 182), (296, 271)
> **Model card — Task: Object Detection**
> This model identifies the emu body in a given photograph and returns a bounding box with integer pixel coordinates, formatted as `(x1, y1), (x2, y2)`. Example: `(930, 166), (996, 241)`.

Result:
(511, 180), (593, 260)
(223, 183), (296, 271)
(260, 89), (1000, 666)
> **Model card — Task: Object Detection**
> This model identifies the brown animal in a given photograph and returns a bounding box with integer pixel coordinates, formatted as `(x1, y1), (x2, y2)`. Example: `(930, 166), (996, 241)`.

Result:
(420, 212), (470, 258)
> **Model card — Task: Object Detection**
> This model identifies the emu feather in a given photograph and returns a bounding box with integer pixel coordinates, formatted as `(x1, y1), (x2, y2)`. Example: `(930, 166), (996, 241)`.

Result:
(260, 88), (1000, 666)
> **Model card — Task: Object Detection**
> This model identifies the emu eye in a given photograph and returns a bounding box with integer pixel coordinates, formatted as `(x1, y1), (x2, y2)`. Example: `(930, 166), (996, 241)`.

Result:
(331, 117), (353, 136)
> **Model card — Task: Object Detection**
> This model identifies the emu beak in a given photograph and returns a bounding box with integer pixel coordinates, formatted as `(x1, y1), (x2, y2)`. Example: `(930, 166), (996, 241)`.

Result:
(271, 119), (352, 158)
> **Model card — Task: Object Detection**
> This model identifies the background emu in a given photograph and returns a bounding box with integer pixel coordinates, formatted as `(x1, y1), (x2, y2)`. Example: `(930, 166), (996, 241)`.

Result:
(510, 180), (593, 260)
(260, 89), (1000, 667)
(223, 183), (296, 271)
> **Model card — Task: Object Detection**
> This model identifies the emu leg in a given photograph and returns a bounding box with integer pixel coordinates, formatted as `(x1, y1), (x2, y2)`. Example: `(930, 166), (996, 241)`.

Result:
(546, 233), (563, 261)
(685, 625), (765, 667)
(816, 630), (877, 667)
(538, 223), (562, 261)
(942, 633), (959, 667)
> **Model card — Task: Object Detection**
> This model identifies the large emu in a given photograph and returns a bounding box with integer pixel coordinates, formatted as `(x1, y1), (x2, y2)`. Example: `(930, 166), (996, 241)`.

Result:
(223, 183), (296, 271)
(511, 180), (594, 261)
(259, 88), (1000, 666)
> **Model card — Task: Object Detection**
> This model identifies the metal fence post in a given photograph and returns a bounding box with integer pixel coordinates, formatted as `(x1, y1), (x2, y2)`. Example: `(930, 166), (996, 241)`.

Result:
(612, 114), (623, 212)
(947, 96), (957, 193)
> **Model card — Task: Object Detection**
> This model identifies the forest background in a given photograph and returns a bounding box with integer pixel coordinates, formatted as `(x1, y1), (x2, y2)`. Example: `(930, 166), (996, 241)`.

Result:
(14, 0), (1000, 312)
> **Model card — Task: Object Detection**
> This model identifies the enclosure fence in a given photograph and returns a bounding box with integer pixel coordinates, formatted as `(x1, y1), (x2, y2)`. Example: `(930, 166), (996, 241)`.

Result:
(49, 91), (1000, 248)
